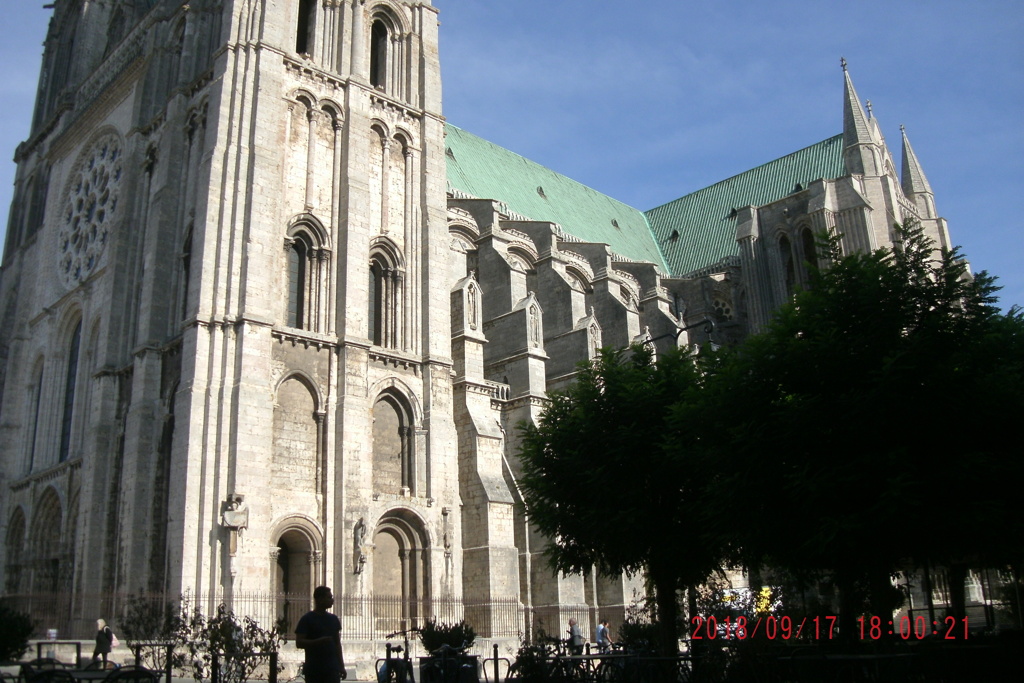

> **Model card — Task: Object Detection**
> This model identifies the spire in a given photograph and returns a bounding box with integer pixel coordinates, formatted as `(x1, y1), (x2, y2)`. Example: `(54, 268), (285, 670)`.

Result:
(900, 125), (937, 218)
(842, 59), (874, 148)
(841, 60), (883, 176)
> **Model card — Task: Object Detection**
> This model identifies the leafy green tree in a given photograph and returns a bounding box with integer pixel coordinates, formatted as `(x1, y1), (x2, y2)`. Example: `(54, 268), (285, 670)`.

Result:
(518, 345), (725, 656)
(706, 222), (1024, 634)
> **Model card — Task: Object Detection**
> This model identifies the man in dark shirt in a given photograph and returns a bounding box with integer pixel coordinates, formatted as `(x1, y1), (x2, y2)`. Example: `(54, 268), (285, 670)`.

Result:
(296, 586), (347, 682)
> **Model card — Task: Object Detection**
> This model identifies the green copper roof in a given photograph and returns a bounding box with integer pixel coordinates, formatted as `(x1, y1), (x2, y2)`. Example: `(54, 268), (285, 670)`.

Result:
(444, 124), (669, 271)
(645, 135), (846, 276)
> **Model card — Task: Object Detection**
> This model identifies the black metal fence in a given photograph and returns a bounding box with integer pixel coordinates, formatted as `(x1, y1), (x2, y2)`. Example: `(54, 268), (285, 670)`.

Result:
(0, 591), (528, 641)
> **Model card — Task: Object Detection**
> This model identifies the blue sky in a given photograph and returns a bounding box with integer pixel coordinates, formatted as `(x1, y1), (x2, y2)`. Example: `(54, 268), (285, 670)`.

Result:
(2, 1), (1022, 308)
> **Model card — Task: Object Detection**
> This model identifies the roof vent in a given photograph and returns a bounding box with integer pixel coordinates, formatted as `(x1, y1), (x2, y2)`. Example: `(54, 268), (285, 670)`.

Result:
(792, 183), (803, 193)
(728, 208), (737, 219)
(445, 147), (455, 159)
(611, 219), (620, 229)
(536, 186), (547, 199)
(670, 229), (680, 241)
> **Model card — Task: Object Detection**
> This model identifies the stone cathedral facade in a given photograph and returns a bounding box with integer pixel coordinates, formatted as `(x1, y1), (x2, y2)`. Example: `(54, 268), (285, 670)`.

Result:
(0, 0), (951, 661)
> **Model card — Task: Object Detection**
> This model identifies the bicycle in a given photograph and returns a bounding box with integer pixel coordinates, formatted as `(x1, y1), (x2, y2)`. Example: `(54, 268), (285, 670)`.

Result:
(377, 629), (417, 683)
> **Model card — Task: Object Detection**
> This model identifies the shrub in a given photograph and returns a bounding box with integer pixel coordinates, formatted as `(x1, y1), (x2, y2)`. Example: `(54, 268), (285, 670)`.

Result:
(419, 619), (476, 653)
(177, 601), (283, 683)
(119, 595), (185, 671)
(0, 603), (35, 662)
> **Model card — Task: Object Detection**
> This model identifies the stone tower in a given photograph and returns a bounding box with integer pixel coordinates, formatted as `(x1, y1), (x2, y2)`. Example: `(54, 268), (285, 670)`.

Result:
(0, 0), (472, 642)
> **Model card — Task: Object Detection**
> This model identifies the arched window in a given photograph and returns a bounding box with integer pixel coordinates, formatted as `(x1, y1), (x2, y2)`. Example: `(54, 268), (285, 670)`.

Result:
(370, 19), (388, 89)
(104, 7), (127, 57)
(800, 227), (817, 278)
(58, 321), (82, 463)
(779, 235), (795, 295)
(181, 228), (192, 321)
(26, 361), (44, 474)
(368, 244), (403, 348)
(372, 392), (414, 495)
(284, 219), (330, 333)
(287, 238), (308, 328)
(296, 0), (316, 55)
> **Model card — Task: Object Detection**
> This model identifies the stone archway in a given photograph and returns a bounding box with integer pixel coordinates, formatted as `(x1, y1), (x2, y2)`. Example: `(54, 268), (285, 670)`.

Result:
(271, 520), (322, 633)
(372, 509), (429, 633)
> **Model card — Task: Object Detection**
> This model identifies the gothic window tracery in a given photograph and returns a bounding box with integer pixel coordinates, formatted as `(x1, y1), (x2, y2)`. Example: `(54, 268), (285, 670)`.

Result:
(59, 134), (123, 289)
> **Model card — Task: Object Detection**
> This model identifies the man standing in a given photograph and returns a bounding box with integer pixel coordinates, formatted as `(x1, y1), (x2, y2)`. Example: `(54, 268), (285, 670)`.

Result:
(296, 586), (347, 682)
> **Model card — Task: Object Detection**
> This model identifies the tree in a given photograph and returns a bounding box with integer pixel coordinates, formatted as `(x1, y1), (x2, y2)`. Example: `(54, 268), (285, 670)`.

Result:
(707, 222), (1024, 634)
(0, 603), (34, 662)
(518, 345), (725, 656)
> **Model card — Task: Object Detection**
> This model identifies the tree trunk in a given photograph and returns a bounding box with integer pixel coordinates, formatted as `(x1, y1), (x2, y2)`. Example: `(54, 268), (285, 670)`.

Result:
(835, 569), (859, 644)
(947, 563), (968, 621)
(649, 562), (679, 657)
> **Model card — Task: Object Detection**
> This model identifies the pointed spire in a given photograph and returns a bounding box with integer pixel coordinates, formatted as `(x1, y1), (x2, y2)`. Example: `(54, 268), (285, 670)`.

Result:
(842, 61), (883, 176)
(842, 61), (875, 149)
(900, 125), (937, 218)
(900, 125), (934, 195)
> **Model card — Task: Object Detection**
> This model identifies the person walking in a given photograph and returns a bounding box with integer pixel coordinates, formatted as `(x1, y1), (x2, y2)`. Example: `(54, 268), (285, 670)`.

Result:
(596, 619), (611, 653)
(93, 619), (113, 665)
(567, 618), (584, 656)
(296, 586), (347, 682)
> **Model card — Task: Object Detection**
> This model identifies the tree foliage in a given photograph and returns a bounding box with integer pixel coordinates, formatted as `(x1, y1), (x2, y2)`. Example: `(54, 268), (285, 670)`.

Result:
(518, 345), (725, 654)
(0, 603), (34, 662)
(518, 220), (1024, 644)
(120, 595), (185, 672)
(177, 600), (283, 683)
(705, 222), (1024, 626)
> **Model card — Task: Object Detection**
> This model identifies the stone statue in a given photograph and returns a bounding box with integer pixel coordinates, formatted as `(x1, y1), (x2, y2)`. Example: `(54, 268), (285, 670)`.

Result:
(353, 517), (367, 574)
(221, 494), (248, 530)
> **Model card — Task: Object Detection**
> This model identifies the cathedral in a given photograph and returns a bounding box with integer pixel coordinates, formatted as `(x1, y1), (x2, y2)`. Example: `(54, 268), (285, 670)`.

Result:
(0, 0), (951, 664)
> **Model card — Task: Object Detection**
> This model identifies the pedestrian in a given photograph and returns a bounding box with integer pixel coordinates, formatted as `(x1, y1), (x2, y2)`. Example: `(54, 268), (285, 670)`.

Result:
(596, 619), (611, 653)
(295, 586), (347, 682)
(567, 618), (584, 656)
(93, 619), (113, 665)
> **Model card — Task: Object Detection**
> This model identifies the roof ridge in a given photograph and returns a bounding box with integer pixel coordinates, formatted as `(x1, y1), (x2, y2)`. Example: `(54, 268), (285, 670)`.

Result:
(445, 123), (644, 213)
(645, 134), (844, 213)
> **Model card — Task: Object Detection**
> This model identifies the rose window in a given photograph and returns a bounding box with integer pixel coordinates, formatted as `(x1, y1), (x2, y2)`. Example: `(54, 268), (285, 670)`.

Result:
(59, 135), (122, 287)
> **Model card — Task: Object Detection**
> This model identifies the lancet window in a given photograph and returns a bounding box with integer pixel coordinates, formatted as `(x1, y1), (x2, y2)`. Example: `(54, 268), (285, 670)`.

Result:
(296, 0), (317, 55)
(58, 321), (82, 463)
(368, 244), (404, 348)
(284, 219), (331, 333)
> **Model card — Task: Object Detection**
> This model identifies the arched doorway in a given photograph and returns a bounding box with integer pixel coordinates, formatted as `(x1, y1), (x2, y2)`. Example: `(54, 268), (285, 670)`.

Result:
(30, 487), (64, 594)
(372, 509), (429, 633)
(271, 520), (322, 633)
